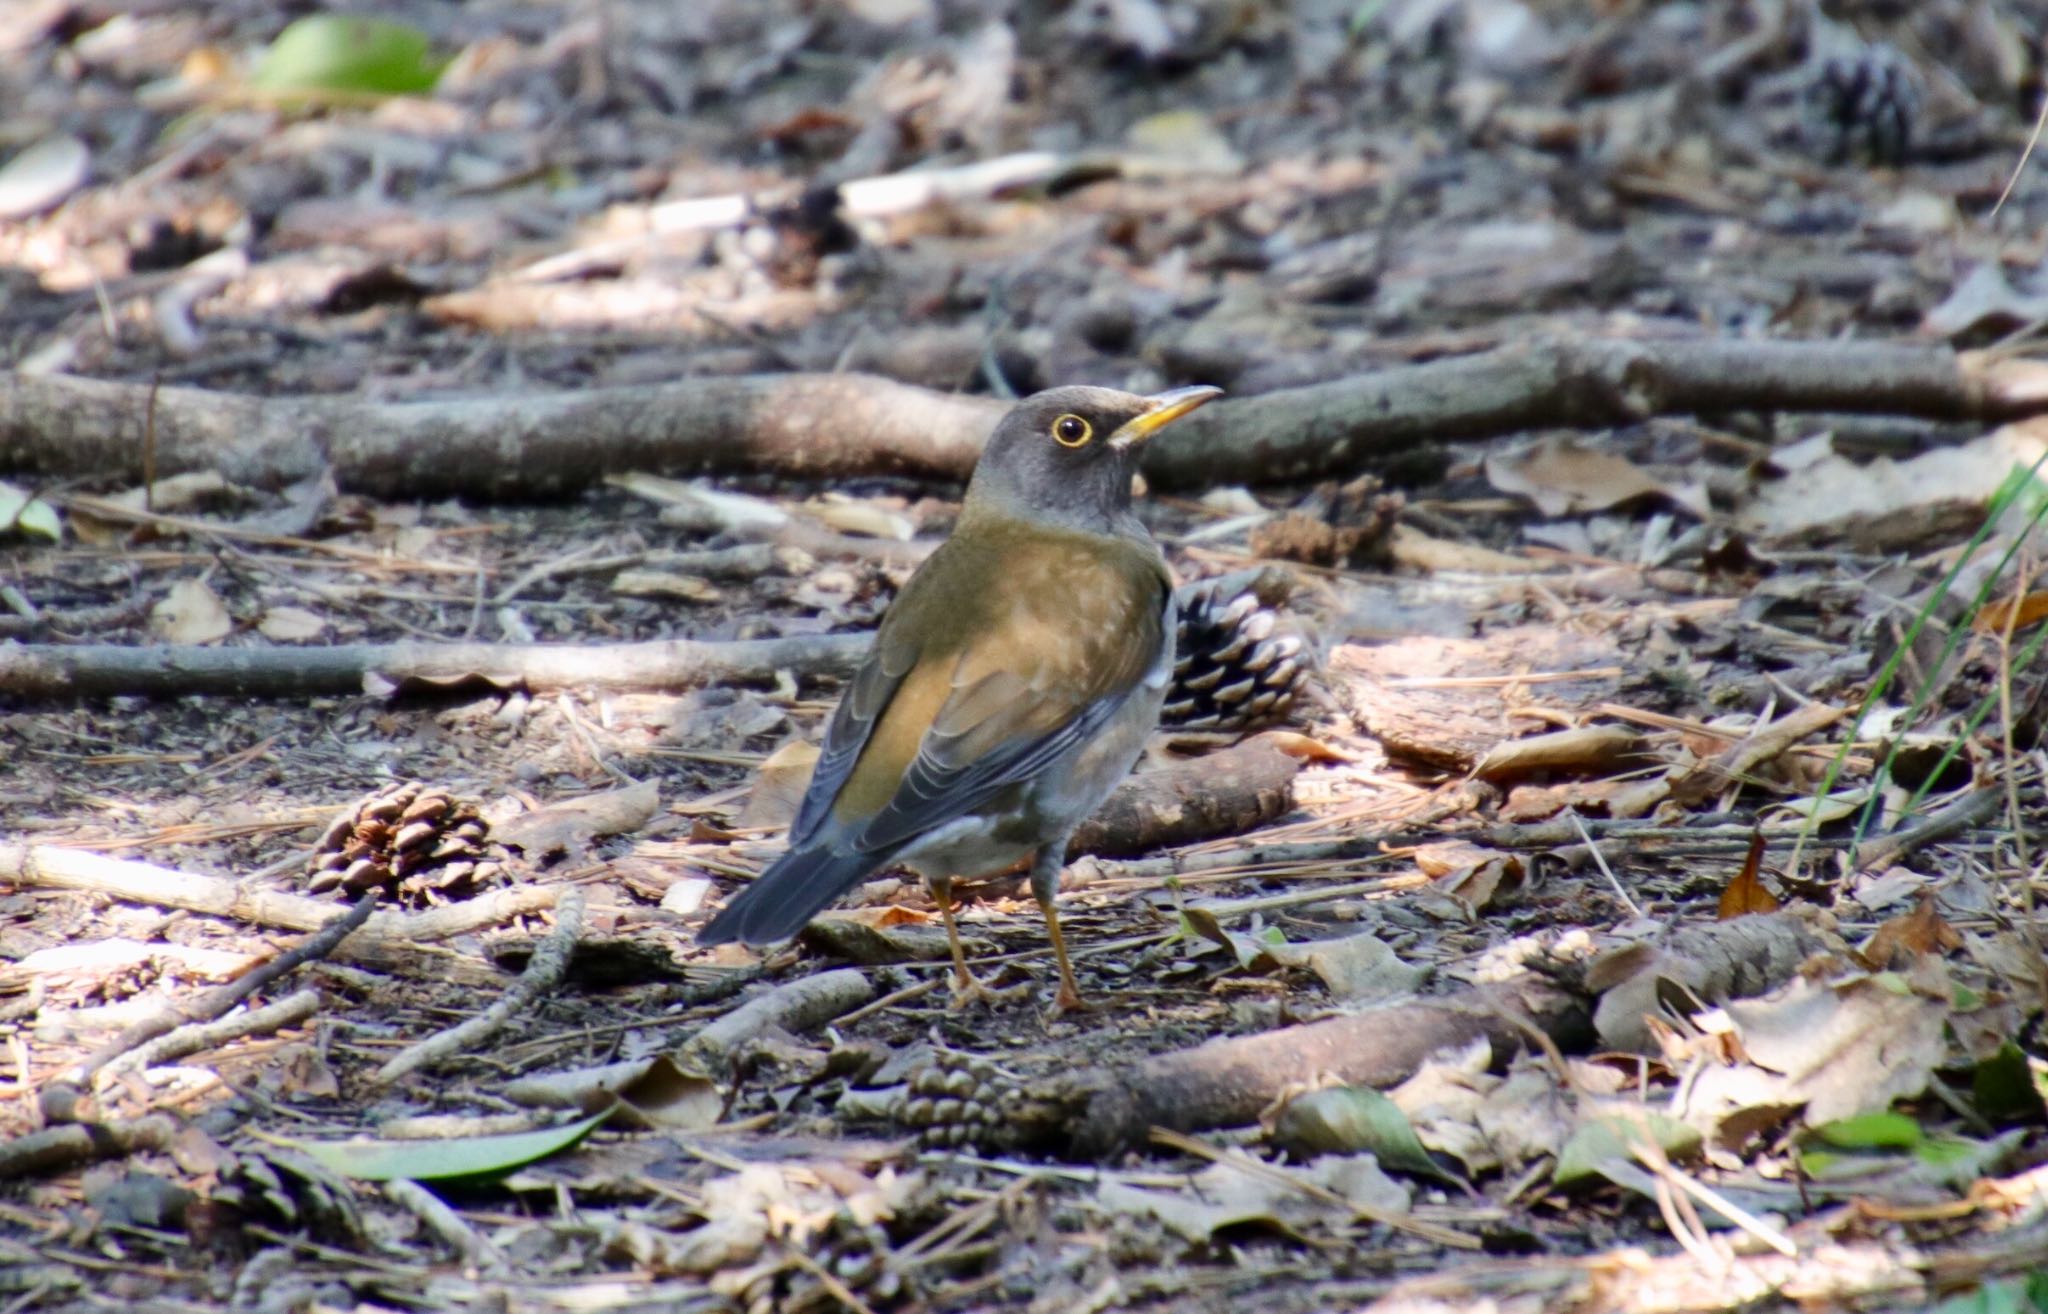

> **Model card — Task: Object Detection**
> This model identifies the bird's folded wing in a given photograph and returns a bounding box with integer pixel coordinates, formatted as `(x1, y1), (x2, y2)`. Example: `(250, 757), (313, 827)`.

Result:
(848, 578), (1168, 853)
(785, 634), (915, 849)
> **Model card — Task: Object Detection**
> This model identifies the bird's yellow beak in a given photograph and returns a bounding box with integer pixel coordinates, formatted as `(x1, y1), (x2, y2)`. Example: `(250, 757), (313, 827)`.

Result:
(1108, 385), (1223, 449)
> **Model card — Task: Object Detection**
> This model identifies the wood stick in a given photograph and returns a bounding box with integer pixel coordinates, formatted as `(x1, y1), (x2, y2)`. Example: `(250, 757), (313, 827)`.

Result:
(0, 841), (557, 946)
(0, 633), (870, 700)
(4, 338), (2043, 497)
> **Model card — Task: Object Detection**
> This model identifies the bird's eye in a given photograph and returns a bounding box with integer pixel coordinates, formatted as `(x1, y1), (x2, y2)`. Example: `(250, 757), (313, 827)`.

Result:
(1052, 414), (1092, 447)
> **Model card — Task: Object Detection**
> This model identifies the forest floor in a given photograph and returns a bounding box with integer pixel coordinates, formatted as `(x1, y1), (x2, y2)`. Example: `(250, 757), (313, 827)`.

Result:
(4, 1), (2048, 1311)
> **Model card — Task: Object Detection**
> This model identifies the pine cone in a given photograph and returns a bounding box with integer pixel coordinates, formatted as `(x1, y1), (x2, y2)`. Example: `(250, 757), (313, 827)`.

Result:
(1165, 568), (1317, 732)
(901, 1053), (1014, 1151)
(1806, 42), (1921, 165)
(306, 782), (501, 907)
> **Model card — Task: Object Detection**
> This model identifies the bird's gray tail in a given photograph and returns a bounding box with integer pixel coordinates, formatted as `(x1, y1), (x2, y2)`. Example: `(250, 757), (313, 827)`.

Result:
(696, 840), (884, 946)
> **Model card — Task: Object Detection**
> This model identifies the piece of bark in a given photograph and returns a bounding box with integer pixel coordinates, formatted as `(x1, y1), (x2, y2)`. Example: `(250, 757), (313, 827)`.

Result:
(1069, 734), (1303, 859)
(4, 338), (2044, 497)
(0, 1115), (178, 1182)
(0, 633), (870, 700)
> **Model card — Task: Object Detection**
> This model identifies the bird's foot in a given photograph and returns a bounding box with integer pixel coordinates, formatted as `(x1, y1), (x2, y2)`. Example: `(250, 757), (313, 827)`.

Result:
(1046, 982), (1090, 1018)
(948, 970), (1027, 1010)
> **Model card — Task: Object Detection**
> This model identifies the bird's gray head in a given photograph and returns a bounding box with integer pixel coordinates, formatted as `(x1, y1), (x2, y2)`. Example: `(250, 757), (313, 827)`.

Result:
(962, 384), (1221, 534)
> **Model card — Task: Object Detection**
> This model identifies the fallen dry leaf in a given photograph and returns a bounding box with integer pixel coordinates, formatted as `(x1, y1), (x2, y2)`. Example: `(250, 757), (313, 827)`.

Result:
(1677, 964), (1954, 1139)
(1736, 423), (2048, 549)
(258, 605), (329, 642)
(1972, 588), (2048, 634)
(738, 740), (821, 831)
(802, 496), (915, 541)
(1473, 725), (1645, 781)
(1486, 435), (1708, 519)
(1266, 931), (1428, 1003)
(1857, 893), (1963, 970)
(1716, 832), (1781, 919)
(1095, 1153), (1407, 1243)
(610, 569), (723, 603)
(152, 578), (233, 644)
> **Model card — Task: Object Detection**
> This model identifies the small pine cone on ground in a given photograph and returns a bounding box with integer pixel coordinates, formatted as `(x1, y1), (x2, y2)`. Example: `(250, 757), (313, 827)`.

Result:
(306, 781), (502, 907)
(1166, 567), (1318, 733)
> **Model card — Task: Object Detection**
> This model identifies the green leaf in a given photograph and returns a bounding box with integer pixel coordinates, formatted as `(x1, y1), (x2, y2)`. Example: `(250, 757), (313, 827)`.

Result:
(1973, 1042), (2048, 1126)
(251, 16), (447, 97)
(284, 1109), (608, 1183)
(1554, 1112), (1702, 1188)
(1809, 1111), (1924, 1150)
(1932, 1274), (2048, 1314)
(1268, 1086), (1456, 1183)
(0, 480), (61, 541)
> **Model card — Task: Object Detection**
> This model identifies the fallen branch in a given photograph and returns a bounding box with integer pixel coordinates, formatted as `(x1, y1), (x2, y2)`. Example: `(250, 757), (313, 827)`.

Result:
(0, 1115), (178, 1182)
(1146, 337), (2048, 489)
(676, 967), (875, 1076)
(509, 150), (1078, 284)
(4, 338), (2044, 497)
(1069, 734), (1304, 859)
(377, 888), (586, 1084)
(0, 633), (869, 700)
(904, 973), (1588, 1158)
(0, 370), (1001, 497)
(0, 842), (557, 948)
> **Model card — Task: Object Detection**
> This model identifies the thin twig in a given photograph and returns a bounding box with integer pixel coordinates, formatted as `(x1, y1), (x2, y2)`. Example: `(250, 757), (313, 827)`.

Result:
(1567, 810), (1645, 919)
(377, 886), (587, 1084)
(54, 892), (375, 1090)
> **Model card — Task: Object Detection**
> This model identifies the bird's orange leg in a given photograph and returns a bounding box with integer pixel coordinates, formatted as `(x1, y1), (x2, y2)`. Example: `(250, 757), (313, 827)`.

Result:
(931, 876), (1006, 1009)
(1029, 848), (1087, 1014)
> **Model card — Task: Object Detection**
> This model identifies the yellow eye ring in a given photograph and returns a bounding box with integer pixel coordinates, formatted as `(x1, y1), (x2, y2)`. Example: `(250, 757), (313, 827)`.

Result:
(1052, 414), (1092, 447)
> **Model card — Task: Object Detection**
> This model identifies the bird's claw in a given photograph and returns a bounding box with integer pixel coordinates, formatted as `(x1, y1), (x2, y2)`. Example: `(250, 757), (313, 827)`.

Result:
(948, 971), (1028, 1010)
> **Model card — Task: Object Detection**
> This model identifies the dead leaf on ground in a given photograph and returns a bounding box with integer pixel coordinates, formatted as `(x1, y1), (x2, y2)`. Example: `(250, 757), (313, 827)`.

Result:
(1265, 1086), (1450, 1181)
(1735, 422), (2048, 550)
(738, 740), (821, 831)
(603, 1161), (918, 1275)
(1411, 840), (1525, 915)
(1677, 964), (1954, 1142)
(1486, 435), (1709, 519)
(1857, 893), (1962, 970)
(151, 578), (233, 644)
(258, 605), (328, 642)
(1473, 725), (1645, 781)
(1265, 931), (1428, 1003)
(802, 496), (915, 541)
(1972, 588), (2048, 634)
(609, 569), (723, 603)
(1095, 1153), (1408, 1243)
(1716, 832), (1781, 919)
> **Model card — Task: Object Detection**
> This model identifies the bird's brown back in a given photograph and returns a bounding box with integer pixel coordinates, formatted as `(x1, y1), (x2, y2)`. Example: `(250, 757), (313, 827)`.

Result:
(830, 512), (1169, 825)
